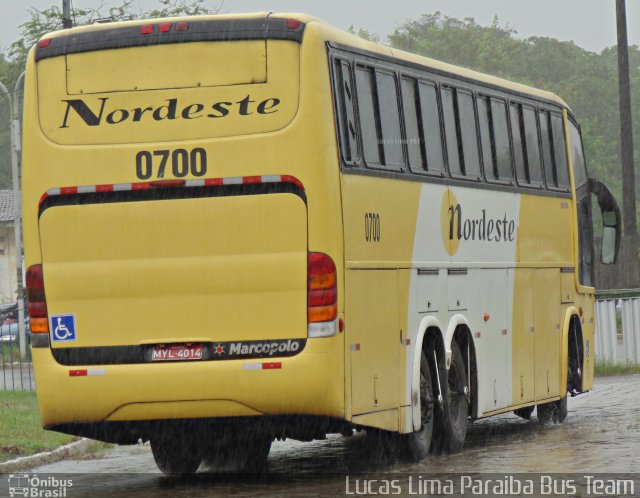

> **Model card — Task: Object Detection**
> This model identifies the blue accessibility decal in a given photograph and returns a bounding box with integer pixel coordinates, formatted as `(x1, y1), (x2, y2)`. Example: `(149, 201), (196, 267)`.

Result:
(50, 314), (77, 342)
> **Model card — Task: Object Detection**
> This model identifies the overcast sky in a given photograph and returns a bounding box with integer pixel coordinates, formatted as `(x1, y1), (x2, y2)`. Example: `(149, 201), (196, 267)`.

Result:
(1, 0), (639, 55)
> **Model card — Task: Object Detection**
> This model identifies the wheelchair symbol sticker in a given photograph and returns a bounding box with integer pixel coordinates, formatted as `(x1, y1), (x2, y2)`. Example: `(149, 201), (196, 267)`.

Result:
(50, 314), (77, 342)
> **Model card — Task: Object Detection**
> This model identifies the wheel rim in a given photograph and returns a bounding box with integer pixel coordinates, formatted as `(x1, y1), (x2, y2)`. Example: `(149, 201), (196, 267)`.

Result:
(420, 369), (434, 430)
(448, 359), (467, 425)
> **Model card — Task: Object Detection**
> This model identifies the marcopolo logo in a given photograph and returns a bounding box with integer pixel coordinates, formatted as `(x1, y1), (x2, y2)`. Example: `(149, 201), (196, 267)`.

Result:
(229, 339), (301, 357)
(59, 95), (281, 129)
(206, 338), (305, 361)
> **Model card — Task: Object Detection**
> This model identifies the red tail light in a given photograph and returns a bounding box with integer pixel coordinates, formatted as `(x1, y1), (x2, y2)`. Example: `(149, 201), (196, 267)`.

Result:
(26, 264), (49, 333)
(307, 253), (337, 323)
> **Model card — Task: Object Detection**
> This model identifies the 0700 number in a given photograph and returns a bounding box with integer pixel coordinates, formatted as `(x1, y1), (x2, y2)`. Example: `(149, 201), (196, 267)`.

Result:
(135, 148), (207, 180)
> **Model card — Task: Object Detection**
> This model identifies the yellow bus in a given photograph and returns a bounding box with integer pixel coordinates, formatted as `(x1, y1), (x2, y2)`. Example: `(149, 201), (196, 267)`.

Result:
(23, 13), (621, 474)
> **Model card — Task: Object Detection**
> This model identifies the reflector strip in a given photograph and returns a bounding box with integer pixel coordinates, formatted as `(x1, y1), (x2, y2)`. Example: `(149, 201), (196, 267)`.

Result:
(40, 175), (305, 206)
(401, 339), (411, 346)
(69, 368), (106, 377)
(242, 362), (283, 370)
(351, 344), (361, 351)
(474, 332), (481, 339)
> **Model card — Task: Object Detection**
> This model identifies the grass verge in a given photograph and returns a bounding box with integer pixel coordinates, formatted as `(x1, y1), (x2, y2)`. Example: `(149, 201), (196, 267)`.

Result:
(0, 390), (76, 463)
(595, 361), (640, 377)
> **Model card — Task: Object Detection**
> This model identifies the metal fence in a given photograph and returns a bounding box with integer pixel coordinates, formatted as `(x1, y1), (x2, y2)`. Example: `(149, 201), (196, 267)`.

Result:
(0, 302), (33, 391)
(595, 289), (640, 364)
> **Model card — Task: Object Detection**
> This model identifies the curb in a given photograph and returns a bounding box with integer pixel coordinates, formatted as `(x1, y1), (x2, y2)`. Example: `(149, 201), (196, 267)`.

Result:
(0, 438), (96, 472)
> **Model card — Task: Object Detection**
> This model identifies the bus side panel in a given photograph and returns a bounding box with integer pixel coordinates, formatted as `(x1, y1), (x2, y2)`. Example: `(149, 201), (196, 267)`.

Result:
(515, 194), (574, 404)
(341, 173), (421, 430)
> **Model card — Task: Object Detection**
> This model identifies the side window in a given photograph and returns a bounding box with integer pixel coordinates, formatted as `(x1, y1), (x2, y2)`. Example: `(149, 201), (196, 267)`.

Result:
(401, 77), (424, 172)
(401, 77), (445, 175)
(442, 86), (480, 179)
(522, 106), (543, 185)
(511, 102), (543, 187)
(569, 121), (588, 188)
(510, 103), (526, 183)
(539, 111), (555, 186)
(478, 96), (493, 178)
(333, 59), (359, 164)
(551, 114), (570, 189)
(418, 82), (445, 175)
(458, 90), (481, 179)
(355, 66), (382, 167)
(376, 71), (404, 169)
(478, 96), (513, 183)
(540, 110), (570, 191)
(491, 99), (513, 181)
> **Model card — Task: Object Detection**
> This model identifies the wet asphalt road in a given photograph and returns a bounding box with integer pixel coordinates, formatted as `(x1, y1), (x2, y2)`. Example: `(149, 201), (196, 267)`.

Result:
(21, 375), (640, 497)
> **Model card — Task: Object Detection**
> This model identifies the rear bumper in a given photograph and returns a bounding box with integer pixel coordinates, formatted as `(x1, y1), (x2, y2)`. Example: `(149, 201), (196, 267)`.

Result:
(33, 335), (344, 428)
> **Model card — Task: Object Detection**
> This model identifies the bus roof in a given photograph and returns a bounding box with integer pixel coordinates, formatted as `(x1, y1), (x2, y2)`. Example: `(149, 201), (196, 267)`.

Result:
(36, 11), (568, 109)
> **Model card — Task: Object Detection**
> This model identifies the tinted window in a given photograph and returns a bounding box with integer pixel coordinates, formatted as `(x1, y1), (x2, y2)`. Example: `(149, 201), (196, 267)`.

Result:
(478, 96), (512, 182)
(510, 104), (526, 183)
(355, 66), (382, 166)
(377, 71), (403, 168)
(458, 90), (481, 178)
(478, 97), (494, 178)
(401, 78), (424, 171)
(491, 99), (512, 181)
(418, 82), (445, 174)
(569, 121), (588, 188)
(442, 87), (461, 175)
(334, 60), (359, 164)
(522, 106), (542, 185)
(539, 111), (555, 186)
(551, 114), (570, 189)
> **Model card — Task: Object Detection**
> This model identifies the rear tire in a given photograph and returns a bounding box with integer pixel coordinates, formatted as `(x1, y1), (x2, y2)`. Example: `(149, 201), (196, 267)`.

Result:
(513, 406), (535, 420)
(432, 341), (468, 454)
(536, 396), (568, 424)
(151, 432), (202, 475)
(405, 351), (435, 461)
(202, 430), (272, 472)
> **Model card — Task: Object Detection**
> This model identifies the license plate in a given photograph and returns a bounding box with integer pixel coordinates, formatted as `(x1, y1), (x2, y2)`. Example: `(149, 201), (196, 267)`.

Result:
(151, 344), (203, 361)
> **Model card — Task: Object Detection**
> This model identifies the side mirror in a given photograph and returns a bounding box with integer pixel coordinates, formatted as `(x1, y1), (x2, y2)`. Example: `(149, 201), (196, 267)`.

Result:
(588, 178), (621, 265)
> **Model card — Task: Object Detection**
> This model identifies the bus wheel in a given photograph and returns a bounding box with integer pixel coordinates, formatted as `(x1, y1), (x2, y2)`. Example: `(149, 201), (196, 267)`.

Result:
(513, 406), (535, 420)
(536, 396), (568, 424)
(433, 341), (468, 454)
(151, 432), (202, 475)
(406, 351), (435, 461)
(240, 433), (273, 471)
(203, 431), (272, 471)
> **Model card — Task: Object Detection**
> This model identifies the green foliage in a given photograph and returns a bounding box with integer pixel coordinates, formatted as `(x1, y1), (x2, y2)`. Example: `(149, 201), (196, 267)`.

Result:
(347, 25), (380, 43)
(387, 12), (640, 231)
(595, 360), (640, 376)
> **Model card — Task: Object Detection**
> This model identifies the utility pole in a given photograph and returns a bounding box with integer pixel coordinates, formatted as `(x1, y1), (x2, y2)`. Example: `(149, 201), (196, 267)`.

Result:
(62, 0), (73, 29)
(616, 0), (639, 288)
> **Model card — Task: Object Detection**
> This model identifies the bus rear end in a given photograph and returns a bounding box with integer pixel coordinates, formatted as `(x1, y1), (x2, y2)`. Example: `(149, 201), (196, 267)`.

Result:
(22, 14), (345, 473)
